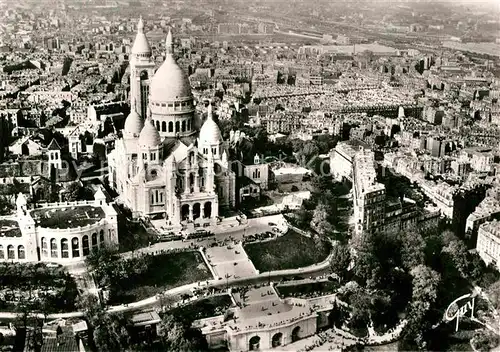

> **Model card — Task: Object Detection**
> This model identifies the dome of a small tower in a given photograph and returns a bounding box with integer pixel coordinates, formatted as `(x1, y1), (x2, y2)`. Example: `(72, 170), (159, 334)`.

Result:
(131, 17), (151, 56)
(138, 119), (162, 147)
(200, 105), (222, 145)
(123, 110), (143, 137)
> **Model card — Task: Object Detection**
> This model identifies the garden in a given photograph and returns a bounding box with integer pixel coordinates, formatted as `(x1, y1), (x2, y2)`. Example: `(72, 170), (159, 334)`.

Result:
(87, 248), (213, 305)
(0, 262), (78, 313)
(243, 230), (331, 272)
(276, 280), (340, 299)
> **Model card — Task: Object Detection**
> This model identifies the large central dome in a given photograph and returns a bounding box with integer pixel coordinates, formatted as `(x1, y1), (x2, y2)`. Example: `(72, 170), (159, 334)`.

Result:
(149, 29), (192, 103)
(150, 54), (192, 102)
(148, 28), (196, 138)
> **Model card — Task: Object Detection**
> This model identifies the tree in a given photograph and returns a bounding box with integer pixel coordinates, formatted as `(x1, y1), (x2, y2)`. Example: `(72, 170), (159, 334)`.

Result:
(158, 314), (207, 352)
(400, 229), (425, 271)
(310, 203), (332, 234)
(441, 240), (469, 278)
(330, 244), (351, 282)
(63, 182), (82, 201)
(0, 196), (13, 215)
(402, 265), (441, 350)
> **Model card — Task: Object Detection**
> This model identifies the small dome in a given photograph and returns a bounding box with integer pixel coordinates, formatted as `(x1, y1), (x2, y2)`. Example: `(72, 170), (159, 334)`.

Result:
(200, 104), (222, 145)
(149, 30), (192, 103)
(124, 110), (143, 137)
(131, 18), (151, 56)
(139, 119), (162, 148)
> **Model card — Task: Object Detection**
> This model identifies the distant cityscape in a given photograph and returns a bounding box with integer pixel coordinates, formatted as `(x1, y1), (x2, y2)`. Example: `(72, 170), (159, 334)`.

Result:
(0, 0), (499, 351)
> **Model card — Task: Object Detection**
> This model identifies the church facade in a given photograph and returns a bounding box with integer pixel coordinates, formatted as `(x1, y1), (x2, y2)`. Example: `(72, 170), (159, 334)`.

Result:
(108, 19), (236, 229)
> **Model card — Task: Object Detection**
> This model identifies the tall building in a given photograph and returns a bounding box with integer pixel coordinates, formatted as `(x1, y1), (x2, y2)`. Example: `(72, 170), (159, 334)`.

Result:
(108, 26), (236, 230)
(130, 17), (155, 119)
(352, 148), (386, 234)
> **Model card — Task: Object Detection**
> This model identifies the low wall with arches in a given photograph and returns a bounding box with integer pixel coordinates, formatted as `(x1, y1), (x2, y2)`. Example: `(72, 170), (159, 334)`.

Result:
(227, 315), (317, 351)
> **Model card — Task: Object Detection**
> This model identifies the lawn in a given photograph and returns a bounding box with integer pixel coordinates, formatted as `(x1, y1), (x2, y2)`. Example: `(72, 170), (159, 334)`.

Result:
(169, 294), (233, 324)
(108, 251), (213, 304)
(243, 230), (331, 272)
(31, 206), (105, 229)
(276, 280), (340, 298)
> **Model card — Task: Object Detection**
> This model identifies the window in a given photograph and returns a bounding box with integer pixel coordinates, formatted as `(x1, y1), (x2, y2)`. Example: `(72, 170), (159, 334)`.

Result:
(72, 237), (79, 257)
(61, 239), (69, 258)
(0, 245), (3, 259)
(99, 230), (104, 244)
(50, 239), (58, 258)
(162, 121), (167, 132)
(155, 190), (159, 203)
(160, 192), (163, 203)
(18, 245), (25, 259)
(182, 121), (186, 132)
(41, 237), (48, 257)
(7, 245), (14, 259)
(91, 233), (98, 250)
(175, 121), (180, 133)
(212, 148), (217, 155)
(151, 194), (154, 204)
(82, 235), (89, 256)
(169, 122), (173, 132)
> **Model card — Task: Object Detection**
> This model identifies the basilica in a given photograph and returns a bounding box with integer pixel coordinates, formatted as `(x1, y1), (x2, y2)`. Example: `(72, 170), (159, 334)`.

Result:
(108, 19), (236, 229)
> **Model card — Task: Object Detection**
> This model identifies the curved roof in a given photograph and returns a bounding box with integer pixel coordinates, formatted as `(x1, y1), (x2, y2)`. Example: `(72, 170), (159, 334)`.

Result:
(138, 119), (162, 148)
(124, 109), (143, 137)
(200, 103), (222, 145)
(131, 17), (151, 56)
(149, 29), (192, 103)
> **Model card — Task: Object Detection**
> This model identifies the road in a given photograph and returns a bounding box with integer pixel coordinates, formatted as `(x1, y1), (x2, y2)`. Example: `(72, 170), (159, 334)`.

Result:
(122, 214), (287, 259)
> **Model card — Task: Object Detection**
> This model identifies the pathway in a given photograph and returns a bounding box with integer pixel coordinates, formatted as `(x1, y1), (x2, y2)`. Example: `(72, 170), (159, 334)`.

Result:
(0, 243), (332, 320)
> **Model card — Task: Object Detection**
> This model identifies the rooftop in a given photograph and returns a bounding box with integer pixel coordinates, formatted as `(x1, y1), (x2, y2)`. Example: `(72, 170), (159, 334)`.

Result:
(31, 205), (105, 229)
(0, 219), (21, 238)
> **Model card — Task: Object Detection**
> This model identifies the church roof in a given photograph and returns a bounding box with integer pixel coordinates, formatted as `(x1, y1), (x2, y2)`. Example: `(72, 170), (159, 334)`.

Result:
(149, 29), (192, 103)
(131, 17), (151, 55)
(124, 109), (144, 137)
(199, 102), (222, 145)
(138, 119), (162, 148)
(47, 138), (61, 150)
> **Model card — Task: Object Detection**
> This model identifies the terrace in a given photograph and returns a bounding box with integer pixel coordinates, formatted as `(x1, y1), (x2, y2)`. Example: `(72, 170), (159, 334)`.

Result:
(31, 206), (105, 229)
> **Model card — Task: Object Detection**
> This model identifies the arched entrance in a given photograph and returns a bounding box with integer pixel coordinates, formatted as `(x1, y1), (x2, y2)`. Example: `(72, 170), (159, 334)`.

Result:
(249, 336), (260, 351)
(292, 326), (301, 342)
(272, 332), (283, 347)
(193, 203), (201, 220)
(181, 204), (190, 221)
(204, 202), (212, 219)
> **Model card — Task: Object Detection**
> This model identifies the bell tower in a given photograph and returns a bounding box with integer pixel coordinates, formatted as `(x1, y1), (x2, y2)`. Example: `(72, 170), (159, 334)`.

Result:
(130, 17), (155, 119)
